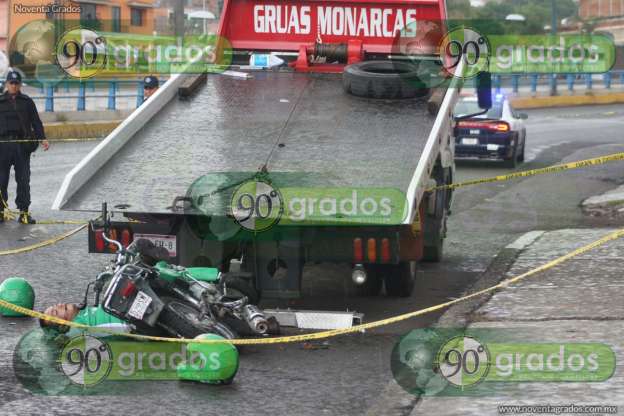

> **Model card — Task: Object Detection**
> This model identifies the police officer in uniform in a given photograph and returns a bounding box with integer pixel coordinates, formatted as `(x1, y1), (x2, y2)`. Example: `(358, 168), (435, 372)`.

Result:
(143, 75), (159, 102)
(0, 71), (49, 224)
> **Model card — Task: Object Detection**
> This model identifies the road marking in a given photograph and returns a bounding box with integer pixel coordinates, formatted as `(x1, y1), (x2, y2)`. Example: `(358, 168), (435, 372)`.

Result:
(525, 141), (569, 163)
(506, 231), (545, 250)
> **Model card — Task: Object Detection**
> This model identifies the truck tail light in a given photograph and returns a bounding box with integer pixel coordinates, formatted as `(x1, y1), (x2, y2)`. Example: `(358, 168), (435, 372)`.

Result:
(353, 238), (363, 263)
(121, 228), (132, 248)
(381, 238), (391, 263)
(95, 230), (105, 252)
(120, 280), (137, 298)
(367, 238), (377, 263)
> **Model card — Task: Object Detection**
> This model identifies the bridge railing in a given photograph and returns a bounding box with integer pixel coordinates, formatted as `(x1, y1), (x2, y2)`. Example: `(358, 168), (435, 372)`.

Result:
(15, 78), (165, 112)
(492, 71), (624, 94)
(7, 71), (624, 112)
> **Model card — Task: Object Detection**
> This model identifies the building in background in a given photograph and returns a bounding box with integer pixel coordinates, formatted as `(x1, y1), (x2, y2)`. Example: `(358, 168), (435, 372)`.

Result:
(569, 0), (624, 68)
(0, 0), (8, 51)
(578, 0), (624, 44)
(155, 0), (220, 35)
(6, 0), (159, 48)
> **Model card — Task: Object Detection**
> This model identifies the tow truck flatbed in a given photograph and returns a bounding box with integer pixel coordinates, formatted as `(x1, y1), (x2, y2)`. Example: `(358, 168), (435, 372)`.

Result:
(54, 0), (472, 298)
(63, 71), (437, 214)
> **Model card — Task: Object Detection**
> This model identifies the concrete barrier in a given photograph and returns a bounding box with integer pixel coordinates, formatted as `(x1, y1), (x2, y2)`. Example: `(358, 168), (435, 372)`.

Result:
(44, 121), (121, 140)
(52, 73), (189, 210)
(511, 92), (624, 109)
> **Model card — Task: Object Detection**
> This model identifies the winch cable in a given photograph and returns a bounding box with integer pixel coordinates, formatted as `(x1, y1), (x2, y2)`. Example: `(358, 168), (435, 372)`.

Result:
(193, 79), (313, 202)
(259, 78), (312, 173)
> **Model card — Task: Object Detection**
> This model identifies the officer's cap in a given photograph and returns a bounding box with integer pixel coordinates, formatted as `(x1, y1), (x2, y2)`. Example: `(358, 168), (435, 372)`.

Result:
(6, 70), (22, 84)
(144, 76), (159, 89)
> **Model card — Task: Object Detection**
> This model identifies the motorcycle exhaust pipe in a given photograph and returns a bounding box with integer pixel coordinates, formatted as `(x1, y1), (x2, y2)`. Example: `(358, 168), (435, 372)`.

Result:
(242, 305), (269, 334)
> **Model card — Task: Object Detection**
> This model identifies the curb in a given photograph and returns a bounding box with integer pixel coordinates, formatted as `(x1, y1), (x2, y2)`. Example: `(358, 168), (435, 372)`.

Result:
(406, 232), (546, 415)
(366, 231), (545, 416)
(365, 235), (533, 416)
(511, 92), (624, 109)
(43, 121), (121, 140)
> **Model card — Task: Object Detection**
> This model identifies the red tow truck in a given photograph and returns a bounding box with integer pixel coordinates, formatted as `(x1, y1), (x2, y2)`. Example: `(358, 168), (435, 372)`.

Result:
(54, 0), (491, 299)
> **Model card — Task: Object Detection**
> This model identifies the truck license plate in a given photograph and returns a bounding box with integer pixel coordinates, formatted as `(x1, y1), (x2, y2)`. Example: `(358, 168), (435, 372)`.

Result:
(134, 233), (177, 257)
(127, 291), (153, 320)
(462, 138), (479, 145)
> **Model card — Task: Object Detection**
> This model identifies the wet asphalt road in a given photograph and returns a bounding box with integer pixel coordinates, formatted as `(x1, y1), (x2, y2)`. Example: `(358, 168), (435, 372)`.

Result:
(1, 104), (623, 415)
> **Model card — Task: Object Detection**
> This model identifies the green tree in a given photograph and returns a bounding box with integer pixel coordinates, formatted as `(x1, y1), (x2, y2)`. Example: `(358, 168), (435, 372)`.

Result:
(447, 0), (579, 35)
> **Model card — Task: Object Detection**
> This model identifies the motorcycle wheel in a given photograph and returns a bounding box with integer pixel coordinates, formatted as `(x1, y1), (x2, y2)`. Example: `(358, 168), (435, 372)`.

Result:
(158, 296), (238, 340)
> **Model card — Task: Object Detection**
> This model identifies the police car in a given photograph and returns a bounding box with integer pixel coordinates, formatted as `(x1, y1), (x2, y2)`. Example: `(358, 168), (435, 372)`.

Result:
(453, 94), (528, 168)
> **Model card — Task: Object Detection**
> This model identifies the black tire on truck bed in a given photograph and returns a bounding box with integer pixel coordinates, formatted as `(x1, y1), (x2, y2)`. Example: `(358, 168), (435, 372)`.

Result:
(343, 60), (430, 99)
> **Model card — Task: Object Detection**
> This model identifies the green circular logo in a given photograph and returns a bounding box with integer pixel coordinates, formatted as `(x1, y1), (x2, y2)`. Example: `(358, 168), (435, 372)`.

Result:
(439, 27), (490, 79)
(391, 328), (449, 396)
(230, 179), (284, 232)
(59, 335), (113, 387)
(435, 335), (490, 388)
(55, 28), (107, 79)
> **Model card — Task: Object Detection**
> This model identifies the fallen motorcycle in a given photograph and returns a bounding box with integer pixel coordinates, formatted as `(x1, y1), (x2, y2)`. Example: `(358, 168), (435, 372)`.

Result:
(78, 229), (279, 340)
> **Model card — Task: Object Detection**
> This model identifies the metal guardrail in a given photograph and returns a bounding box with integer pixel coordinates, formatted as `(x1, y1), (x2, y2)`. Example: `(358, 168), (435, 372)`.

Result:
(7, 71), (624, 112)
(493, 70), (624, 94)
(19, 78), (165, 112)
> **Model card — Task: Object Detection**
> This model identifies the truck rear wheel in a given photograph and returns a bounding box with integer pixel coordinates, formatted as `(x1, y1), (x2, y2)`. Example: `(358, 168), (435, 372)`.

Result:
(423, 166), (449, 262)
(343, 61), (429, 100)
(382, 262), (416, 297)
(422, 212), (446, 262)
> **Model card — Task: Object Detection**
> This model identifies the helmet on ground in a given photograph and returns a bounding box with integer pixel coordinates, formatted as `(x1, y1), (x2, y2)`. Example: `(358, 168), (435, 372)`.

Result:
(176, 333), (239, 384)
(0, 277), (35, 317)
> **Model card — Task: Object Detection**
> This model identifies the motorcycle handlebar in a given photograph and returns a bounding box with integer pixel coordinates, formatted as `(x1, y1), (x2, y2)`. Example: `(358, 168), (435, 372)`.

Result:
(102, 233), (123, 251)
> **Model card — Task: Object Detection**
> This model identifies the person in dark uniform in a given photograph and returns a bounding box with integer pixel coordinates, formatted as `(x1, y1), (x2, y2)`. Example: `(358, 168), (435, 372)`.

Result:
(0, 70), (49, 224)
(143, 75), (159, 102)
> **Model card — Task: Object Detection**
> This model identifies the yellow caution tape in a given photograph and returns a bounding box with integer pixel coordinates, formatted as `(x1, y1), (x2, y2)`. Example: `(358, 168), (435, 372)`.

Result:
(2, 191), (93, 226)
(1, 151), (623, 340)
(0, 138), (101, 143)
(34, 220), (89, 225)
(1, 199), (87, 226)
(428, 151), (624, 192)
(0, 224), (87, 256)
(2, 228), (622, 345)
(1, 150), (621, 228)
